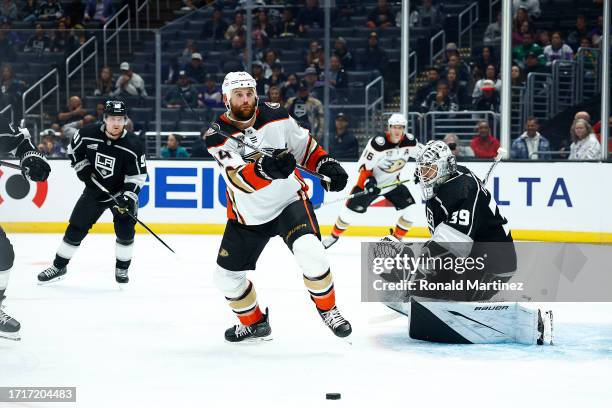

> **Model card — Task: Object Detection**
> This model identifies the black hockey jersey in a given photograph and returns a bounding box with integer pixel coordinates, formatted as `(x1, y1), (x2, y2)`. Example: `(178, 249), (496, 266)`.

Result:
(0, 120), (36, 158)
(425, 165), (512, 243)
(68, 123), (147, 200)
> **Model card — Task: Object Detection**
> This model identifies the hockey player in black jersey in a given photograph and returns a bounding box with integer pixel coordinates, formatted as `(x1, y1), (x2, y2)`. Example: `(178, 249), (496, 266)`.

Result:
(0, 119), (51, 340)
(379, 140), (552, 345)
(38, 100), (147, 285)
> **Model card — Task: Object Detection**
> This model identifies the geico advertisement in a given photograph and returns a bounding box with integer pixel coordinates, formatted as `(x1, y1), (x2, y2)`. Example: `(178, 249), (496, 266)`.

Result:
(0, 160), (609, 233)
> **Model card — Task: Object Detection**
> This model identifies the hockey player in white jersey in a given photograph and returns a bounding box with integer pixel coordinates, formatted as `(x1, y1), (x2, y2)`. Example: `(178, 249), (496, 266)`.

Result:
(379, 140), (553, 345)
(206, 72), (352, 342)
(323, 113), (421, 249)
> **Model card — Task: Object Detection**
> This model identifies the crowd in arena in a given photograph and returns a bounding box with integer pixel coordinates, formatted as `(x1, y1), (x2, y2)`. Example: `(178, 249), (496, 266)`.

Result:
(0, 0), (609, 162)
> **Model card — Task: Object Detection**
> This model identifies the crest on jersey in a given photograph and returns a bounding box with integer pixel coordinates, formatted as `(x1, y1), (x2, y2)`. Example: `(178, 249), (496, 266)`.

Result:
(292, 102), (307, 118)
(380, 158), (407, 173)
(265, 102), (280, 109)
(95, 153), (115, 179)
(374, 136), (386, 146)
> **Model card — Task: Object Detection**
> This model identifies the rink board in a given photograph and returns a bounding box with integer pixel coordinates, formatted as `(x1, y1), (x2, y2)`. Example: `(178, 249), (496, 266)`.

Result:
(1, 160), (611, 242)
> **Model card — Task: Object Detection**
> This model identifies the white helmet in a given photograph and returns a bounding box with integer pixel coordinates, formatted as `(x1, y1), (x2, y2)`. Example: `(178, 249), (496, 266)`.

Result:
(388, 113), (407, 128)
(416, 140), (457, 200)
(222, 71), (258, 122)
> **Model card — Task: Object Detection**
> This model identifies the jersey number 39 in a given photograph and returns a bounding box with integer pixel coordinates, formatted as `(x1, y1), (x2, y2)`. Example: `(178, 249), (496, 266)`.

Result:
(449, 209), (470, 226)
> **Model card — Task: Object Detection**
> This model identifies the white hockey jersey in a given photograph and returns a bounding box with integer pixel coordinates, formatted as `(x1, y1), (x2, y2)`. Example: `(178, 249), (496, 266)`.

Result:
(206, 103), (329, 225)
(355, 133), (422, 190)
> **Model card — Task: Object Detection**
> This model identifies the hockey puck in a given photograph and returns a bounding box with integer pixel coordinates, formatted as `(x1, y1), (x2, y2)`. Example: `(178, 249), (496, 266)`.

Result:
(326, 393), (341, 400)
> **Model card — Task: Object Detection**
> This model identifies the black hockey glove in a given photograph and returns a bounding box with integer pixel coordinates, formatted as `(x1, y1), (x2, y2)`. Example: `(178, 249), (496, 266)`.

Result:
(20, 151), (51, 182)
(115, 191), (139, 215)
(364, 177), (381, 196)
(317, 157), (348, 192)
(257, 149), (296, 179)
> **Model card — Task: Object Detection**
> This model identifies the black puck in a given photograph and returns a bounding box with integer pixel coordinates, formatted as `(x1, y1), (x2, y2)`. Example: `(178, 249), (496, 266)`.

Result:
(326, 393), (341, 400)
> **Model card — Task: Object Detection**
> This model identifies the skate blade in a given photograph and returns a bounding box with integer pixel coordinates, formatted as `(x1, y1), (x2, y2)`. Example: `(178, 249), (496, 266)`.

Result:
(225, 336), (273, 345)
(0, 331), (21, 341)
(37, 275), (65, 285)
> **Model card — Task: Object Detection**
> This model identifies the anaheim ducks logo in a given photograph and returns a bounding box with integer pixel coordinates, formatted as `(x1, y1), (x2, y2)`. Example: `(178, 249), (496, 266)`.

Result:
(380, 158), (407, 173)
(219, 248), (229, 257)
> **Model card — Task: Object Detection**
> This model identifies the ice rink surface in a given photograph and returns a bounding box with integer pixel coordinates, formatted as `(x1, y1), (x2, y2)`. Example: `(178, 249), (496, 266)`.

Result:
(1, 233), (611, 408)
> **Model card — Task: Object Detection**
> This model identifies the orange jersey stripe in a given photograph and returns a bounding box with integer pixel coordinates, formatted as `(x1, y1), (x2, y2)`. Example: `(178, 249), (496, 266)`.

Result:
(356, 166), (373, 189)
(304, 144), (328, 171)
(240, 163), (272, 190)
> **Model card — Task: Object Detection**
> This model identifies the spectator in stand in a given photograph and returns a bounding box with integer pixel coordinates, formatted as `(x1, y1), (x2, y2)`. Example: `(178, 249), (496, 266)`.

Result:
(513, 32), (545, 67)
(190, 128), (212, 159)
(473, 80), (500, 112)
(513, 0), (540, 18)
(184, 52), (207, 84)
(473, 64), (501, 100)
(84, 0), (114, 24)
(363, 32), (388, 73)
(329, 112), (358, 160)
(261, 49), (280, 79)
(575, 37), (596, 74)
(58, 96), (88, 125)
(537, 30), (550, 48)
(62, 114), (95, 141)
(65, 0), (84, 26)
(305, 40), (321, 68)
(252, 31), (269, 62)
(276, 7), (298, 37)
(544, 31), (574, 67)
(248, 61), (266, 96)
(511, 117), (551, 159)
(367, 0), (395, 29)
(567, 15), (589, 51)
(444, 132), (474, 157)
(0, 26), (16, 62)
(201, 7), (227, 40)
(409, 0), (443, 29)
(298, 0), (324, 33)
(470, 121), (499, 159)
(0, 63), (25, 112)
(443, 53), (470, 86)
(266, 85), (284, 106)
(327, 55), (348, 89)
(254, 8), (276, 39)
(589, 15), (603, 46)
(420, 80), (459, 113)
(163, 70), (198, 108)
(94, 102), (104, 120)
(512, 8), (531, 46)
(37, 0), (63, 20)
(228, 34), (245, 60)
(179, 38), (198, 66)
(51, 19), (78, 54)
(414, 66), (439, 108)
(111, 61), (148, 97)
(37, 129), (66, 158)
(442, 42), (460, 64)
(302, 66), (323, 100)
(161, 134), (190, 159)
(568, 118), (600, 160)
(285, 79), (324, 139)
(473, 46), (496, 75)
(445, 67), (469, 109)
(24, 24), (51, 55)
(333, 37), (354, 70)
(511, 64), (524, 86)
(337, 0), (355, 26)
(524, 51), (547, 75)
(484, 12), (502, 46)
(225, 10), (245, 41)
(0, 0), (17, 20)
(199, 74), (223, 109)
(266, 62), (286, 88)
(94, 66), (114, 96)
(20, 0), (37, 23)
(281, 73), (299, 101)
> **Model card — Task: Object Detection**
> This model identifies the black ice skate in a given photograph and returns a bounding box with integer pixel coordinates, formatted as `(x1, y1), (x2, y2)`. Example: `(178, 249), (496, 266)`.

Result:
(318, 306), (352, 338)
(225, 308), (272, 343)
(322, 235), (339, 249)
(537, 309), (553, 345)
(115, 268), (129, 284)
(0, 303), (21, 341)
(38, 265), (67, 284)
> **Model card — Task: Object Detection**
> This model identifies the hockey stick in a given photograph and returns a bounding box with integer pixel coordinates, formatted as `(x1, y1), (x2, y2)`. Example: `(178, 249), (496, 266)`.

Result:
(209, 122), (332, 184)
(90, 176), (176, 254)
(483, 147), (506, 186)
(313, 178), (413, 209)
(0, 160), (21, 170)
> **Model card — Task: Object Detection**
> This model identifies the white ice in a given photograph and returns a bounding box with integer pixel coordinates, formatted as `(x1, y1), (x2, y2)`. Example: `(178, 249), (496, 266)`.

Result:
(1, 233), (611, 408)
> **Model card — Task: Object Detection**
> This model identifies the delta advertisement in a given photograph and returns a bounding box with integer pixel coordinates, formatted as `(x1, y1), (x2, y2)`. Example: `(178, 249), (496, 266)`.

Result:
(1, 160), (610, 242)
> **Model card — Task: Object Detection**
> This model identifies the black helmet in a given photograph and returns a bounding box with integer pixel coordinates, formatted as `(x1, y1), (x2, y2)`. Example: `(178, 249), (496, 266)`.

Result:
(104, 100), (127, 116)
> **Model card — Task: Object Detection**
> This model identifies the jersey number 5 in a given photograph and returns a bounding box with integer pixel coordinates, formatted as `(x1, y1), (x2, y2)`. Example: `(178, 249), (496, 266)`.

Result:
(449, 209), (470, 226)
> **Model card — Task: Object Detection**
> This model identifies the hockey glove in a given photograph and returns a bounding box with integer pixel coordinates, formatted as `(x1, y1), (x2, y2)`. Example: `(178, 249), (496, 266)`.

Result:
(20, 151), (51, 182)
(258, 149), (296, 179)
(364, 177), (381, 196)
(115, 191), (139, 215)
(317, 157), (348, 192)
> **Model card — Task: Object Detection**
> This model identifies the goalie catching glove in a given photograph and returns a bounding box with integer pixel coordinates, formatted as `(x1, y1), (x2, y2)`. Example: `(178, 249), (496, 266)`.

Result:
(20, 150), (51, 182)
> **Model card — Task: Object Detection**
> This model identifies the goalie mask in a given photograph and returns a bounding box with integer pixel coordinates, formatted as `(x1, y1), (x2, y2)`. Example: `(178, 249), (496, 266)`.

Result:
(416, 140), (457, 200)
